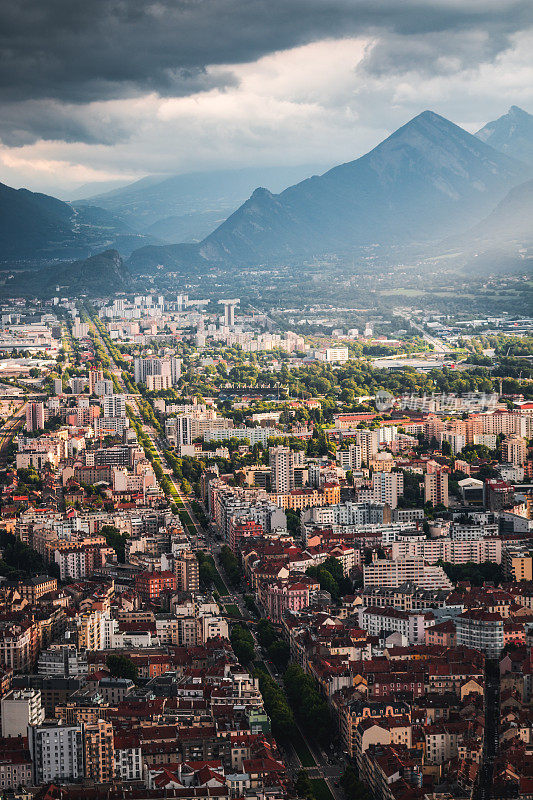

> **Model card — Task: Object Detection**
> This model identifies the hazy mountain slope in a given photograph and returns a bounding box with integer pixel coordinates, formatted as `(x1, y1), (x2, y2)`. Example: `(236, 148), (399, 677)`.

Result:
(0, 182), (158, 264)
(476, 106), (533, 165)
(0, 182), (75, 261)
(128, 110), (529, 272)
(2, 250), (132, 296)
(467, 178), (533, 245)
(78, 164), (329, 241)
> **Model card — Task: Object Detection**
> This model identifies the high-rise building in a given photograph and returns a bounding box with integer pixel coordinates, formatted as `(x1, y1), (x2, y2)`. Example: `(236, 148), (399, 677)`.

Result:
(53, 378), (63, 395)
(269, 446), (295, 493)
(25, 402), (45, 433)
(88, 368), (104, 395)
(171, 357), (182, 384)
(372, 471), (404, 509)
(102, 394), (126, 418)
(354, 429), (379, 465)
(134, 356), (176, 385)
(84, 719), (115, 783)
(1, 689), (44, 737)
(175, 551), (200, 593)
(220, 299), (238, 327)
(94, 379), (114, 396)
(424, 470), (449, 507)
(502, 434), (527, 466)
(28, 723), (84, 784)
(171, 416), (193, 447)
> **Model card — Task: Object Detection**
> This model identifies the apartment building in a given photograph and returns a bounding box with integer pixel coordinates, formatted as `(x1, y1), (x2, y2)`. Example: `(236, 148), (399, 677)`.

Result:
(175, 551), (200, 593)
(372, 472), (404, 509)
(28, 723), (84, 784)
(363, 557), (453, 590)
(424, 470), (449, 507)
(269, 446), (295, 493)
(84, 719), (115, 783)
(455, 610), (504, 657)
(1, 689), (45, 737)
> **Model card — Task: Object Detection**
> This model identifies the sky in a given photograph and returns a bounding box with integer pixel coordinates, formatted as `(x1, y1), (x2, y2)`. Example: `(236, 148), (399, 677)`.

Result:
(0, 0), (532, 197)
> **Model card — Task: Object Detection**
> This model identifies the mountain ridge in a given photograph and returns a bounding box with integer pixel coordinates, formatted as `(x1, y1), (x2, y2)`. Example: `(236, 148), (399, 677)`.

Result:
(475, 105), (533, 165)
(128, 110), (530, 273)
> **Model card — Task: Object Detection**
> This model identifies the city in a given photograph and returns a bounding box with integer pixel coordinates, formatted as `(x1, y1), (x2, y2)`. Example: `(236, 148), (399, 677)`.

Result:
(0, 2), (532, 799)
(0, 291), (527, 799)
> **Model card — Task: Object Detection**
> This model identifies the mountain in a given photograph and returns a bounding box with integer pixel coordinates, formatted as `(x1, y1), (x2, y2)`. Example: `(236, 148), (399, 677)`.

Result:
(128, 110), (529, 273)
(2, 249), (132, 296)
(476, 106), (533, 165)
(77, 164), (329, 243)
(467, 178), (533, 246)
(447, 178), (533, 275)
(0, 182), (158, 265)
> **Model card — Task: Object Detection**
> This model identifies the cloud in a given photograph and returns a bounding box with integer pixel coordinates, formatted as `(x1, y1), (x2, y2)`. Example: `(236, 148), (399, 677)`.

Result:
(0, 0), (531, 106)
(0, 1), (532, 194)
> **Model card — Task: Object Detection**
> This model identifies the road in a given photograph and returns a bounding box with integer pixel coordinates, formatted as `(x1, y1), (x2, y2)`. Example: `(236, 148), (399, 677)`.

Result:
(87, 317), (347, 799)
(396, 312), (452, 354)
(136, 413), (346, 798)
(0, 402), (28, 465)
(472, 659), (500, 800)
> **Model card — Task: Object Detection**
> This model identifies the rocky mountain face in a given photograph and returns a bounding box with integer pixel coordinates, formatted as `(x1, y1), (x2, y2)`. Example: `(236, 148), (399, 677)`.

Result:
(476, 106), (533, 165)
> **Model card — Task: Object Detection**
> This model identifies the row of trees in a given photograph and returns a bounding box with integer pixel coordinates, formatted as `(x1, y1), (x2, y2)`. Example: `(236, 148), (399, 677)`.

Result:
(283, 664), (334, 746)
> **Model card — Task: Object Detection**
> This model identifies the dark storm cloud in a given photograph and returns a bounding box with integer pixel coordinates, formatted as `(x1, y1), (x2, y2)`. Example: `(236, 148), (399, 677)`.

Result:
(1, 0), (531, 103)
(0, 0), (531, 145)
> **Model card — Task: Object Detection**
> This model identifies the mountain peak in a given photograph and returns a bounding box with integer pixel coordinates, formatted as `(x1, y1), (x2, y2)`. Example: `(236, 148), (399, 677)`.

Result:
(509, 105), (528, 115)
(476, 105), (533, 165)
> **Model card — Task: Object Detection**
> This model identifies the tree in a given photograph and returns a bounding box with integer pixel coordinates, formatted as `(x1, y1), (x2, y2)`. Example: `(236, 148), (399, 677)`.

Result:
(230, 625), (255, 666)
(295, 771), (315, 800)
(106, 654), (137, 681)
(101, 524), (128, 563)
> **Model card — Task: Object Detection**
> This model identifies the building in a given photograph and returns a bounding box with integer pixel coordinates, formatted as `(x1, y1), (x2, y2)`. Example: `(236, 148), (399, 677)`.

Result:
(1, 689), (44, 737)
(38, 646), (88, 678)
(455, 610), (504, 658)
(146, 373), (172, 391)
(316, 347), (349, 363)
(28, 723), (84, 784)
(84, 719), (115, 783)
(424, 470), (449, 507)
(362, 557), (453, 590)
(372, 472), (404, 509)
(25, 402), (45, 433)
(484, 479), (514, 511)
(135, 571), (177, 602)
(175, 551), (200, 593)
(102, 394), (126, 418)
(502, 434), (527, 467)
(269, 446), (295, 494)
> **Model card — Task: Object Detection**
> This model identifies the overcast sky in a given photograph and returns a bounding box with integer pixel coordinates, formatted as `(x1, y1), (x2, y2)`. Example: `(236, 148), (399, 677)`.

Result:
(1, 0), (532, 196)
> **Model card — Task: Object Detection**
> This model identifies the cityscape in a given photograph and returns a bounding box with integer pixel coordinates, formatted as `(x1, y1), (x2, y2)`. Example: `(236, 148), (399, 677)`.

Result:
(0, 2), (532, 800)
